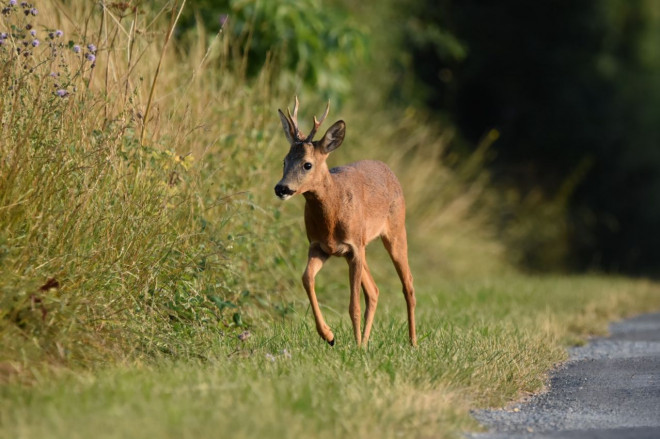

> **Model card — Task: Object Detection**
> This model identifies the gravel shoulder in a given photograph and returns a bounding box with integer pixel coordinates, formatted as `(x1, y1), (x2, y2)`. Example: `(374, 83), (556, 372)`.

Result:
(469, 312), (660, 439)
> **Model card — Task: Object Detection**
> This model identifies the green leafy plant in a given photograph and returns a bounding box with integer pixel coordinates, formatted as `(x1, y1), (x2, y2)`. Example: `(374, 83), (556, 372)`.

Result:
(181, 0), (367, 99)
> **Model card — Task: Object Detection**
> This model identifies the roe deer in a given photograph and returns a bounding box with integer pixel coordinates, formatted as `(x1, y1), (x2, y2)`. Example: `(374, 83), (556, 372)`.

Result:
(274, 97), (416, 347)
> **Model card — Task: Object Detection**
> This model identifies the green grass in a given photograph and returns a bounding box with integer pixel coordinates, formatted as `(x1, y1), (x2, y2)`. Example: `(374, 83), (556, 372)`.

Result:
(1, 2), (660, 439)
(2, 273), (659, 439)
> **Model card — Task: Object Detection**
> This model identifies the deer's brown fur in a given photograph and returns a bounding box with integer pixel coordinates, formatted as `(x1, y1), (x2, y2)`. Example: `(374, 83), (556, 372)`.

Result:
(274, 97), (416, 347)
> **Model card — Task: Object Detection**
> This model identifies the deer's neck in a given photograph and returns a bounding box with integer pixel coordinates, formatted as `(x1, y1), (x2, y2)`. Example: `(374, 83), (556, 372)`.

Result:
(302, 171), (341, 215)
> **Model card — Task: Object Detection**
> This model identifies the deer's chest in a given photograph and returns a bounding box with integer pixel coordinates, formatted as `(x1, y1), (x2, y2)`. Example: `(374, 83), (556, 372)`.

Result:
(304, 203), (357, 257)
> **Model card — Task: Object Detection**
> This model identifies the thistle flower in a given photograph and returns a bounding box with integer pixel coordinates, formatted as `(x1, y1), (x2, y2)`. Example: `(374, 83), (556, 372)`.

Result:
(87, 43), (96, 53)
(86, 53), (95, 62)
(31, 38), (38, 47)
(73, 44), (80, 53)
(56, 89), (68, 97)
(30, 29), (36, 36)
(54, 30), (62, 38)
(9, 0), (17, 6)
(30, 7), (36, 15)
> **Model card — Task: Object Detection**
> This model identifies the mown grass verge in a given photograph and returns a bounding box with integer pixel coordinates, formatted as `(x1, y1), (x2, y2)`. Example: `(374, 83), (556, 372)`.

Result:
(2, 273), (659, 439)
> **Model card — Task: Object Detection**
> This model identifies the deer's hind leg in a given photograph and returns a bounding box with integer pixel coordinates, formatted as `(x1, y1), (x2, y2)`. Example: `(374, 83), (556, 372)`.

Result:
(382, 220), (417, 346)
(303, 245), (335, 345)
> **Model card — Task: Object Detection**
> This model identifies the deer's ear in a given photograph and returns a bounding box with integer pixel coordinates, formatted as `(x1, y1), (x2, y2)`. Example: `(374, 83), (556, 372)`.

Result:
(278, 109), (296, 144)
(316, 120), (345, 154)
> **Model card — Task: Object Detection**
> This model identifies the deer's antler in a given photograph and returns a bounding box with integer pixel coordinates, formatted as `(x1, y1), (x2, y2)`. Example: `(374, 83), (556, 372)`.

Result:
(286, 96), (301, 140)
(305, 101), (330, 143)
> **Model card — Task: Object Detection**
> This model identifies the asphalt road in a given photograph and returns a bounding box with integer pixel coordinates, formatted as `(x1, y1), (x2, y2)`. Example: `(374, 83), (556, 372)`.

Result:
(470, 312), (660, 439)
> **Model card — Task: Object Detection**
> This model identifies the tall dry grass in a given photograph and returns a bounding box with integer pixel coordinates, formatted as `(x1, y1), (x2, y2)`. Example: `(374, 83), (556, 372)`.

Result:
(0, 0), (262, 368)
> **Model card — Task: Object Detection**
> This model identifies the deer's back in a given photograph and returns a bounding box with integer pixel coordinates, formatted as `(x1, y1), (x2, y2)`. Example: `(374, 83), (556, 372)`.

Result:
(330, 160), (403, 198)
(330, 160), (404, 240)
(303, 160), (405, 253)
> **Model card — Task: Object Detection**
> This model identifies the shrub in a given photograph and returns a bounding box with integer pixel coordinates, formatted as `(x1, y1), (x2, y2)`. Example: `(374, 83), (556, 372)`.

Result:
(179, 0), (367, 99)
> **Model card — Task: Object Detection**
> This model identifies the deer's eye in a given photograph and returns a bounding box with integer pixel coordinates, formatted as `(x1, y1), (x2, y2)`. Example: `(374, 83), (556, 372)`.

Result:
(303, 162), (313, 171)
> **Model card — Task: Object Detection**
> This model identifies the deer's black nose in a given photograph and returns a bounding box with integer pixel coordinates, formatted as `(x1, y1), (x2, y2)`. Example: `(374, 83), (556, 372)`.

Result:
(274, 184), (294, 199)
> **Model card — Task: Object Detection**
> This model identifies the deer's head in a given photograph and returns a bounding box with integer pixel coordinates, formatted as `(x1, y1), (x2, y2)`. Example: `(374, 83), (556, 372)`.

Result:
(274, 97), (346, 200)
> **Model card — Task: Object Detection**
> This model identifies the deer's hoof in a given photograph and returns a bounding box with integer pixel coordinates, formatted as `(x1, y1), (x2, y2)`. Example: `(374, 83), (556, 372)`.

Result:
(328, 338), (335, 347)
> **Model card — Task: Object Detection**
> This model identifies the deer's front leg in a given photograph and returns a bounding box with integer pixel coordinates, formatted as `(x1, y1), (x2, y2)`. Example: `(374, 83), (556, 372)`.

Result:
(302, 245), (334, 345)
(360, 262), (379, 346)
(347, 249), (364, 346)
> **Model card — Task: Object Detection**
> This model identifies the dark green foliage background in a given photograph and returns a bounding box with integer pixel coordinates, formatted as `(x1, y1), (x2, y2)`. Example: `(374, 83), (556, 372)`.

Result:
(404, 0), (660, 273)
(178, 0), (660, 274)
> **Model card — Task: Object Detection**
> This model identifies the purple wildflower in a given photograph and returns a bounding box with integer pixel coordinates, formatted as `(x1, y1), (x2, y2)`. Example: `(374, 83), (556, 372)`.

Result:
(0, 32), (7, 39)
(87, 43), (96, 53)
(86, 53), (95, 62)
(56, 89), (68, 97)
(20, 1), (27, 6)
(30, 7), (36, 15)
(9, 0), (16, 6)
(219, 14), (228, 29)
(73, 44), (80, 53)
(30, 29), (36, 36)
(54, 30), (63, 38)
(31, 38), (38, 47)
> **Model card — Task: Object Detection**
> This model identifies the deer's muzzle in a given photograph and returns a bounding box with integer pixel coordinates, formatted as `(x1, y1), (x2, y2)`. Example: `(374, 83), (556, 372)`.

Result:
(274, 184), (296, 200)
